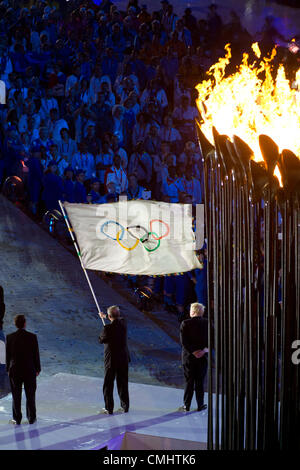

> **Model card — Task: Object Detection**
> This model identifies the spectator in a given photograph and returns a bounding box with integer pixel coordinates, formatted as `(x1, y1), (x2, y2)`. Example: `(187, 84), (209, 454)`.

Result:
(102, 180), (119, 203)
(90, 91), (113, 139)
(87, 177), (101, 203)
(110, 134), (128, 170)
(128, 141), (152, 189)
(105, 22), (127, 61)
(3, 126), (25, 179)
(84, 124), (101, 157)
(47, 107), (69, 143)
(71, 140), (95, 180)
(174, 19), (192, 48)
(173, 95), (199, 142)
(137, 5), (151, 25)
(133, 22), (151, 52)
(78, 77), (91, 105)
(115, 65), (140, 99)
(42, 160), (64, 211)
(161, 164), (184, 203)
(74, 169), (87, 203)
(63, 166), (75, 203)
(132, 112), (150, 148)
(140, 78), (168, 115)
(105, 153), (128, 194)
(100, 47), (119, 86)
(95, 140), (114, 192)
(149, 19), (168, 55)
(180, 164), (202, 205)
(206, 3), (223, 50)
(182, 8), (198, 44)
(112, 104), (126, 148)
(162, 3), (178, 35)
(89, 64), (103, 105)
(41, 88), (59, 117)
(159, 114), (182, 153)
(27, 145), (44, 214)
(58, 128), (77, 165)
(143, 123), (161, 156)
(65, 64), (81, 98)
(127, 173), (146, 200)
(100, 79), (116, 108)
(160, 47), (179, 106)
(179, 141), (203, 180)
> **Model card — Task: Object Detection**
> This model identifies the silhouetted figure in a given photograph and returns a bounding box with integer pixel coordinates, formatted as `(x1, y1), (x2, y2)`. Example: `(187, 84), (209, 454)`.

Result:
(0, 286), (4, 330)
(179, 303), (208, 412)
(98, 306), (130, 415)
(5, 315), (41, 425)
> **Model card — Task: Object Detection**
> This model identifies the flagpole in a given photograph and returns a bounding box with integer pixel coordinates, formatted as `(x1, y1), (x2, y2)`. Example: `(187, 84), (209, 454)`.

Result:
(58, 200), (106, 326)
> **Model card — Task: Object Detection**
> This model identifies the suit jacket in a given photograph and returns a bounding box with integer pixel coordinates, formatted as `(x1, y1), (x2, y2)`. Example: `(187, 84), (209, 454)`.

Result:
(6, 329), (41, 379)
(180, 316), (208, 365)
(99, 317), (130, 369)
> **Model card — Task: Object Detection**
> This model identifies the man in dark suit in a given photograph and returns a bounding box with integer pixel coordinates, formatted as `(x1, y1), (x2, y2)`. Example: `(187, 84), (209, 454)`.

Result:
(5, 315), (41, 425)
(98, 305), (130, 415)
(179, 302), (208, 412)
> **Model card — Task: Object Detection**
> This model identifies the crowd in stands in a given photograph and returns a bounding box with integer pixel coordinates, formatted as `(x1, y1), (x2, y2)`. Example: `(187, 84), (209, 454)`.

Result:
(0, 0), (298, 318)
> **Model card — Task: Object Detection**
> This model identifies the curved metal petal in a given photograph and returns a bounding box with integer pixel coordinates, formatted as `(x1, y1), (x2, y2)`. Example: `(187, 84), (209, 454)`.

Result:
(195, 119), (215, 161)
(259, 134), (279, 176)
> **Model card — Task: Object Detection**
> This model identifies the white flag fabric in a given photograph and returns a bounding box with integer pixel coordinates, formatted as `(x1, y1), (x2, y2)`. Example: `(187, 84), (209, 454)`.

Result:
(63, 200), (202, 275)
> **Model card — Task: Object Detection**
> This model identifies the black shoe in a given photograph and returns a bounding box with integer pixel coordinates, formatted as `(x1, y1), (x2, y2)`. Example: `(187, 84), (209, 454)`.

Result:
(197, 404), (207, 412)
(29, 419), (37, 424)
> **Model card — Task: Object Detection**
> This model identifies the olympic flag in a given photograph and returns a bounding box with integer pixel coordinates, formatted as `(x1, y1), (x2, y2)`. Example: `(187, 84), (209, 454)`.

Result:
(62, 200), (202, 275)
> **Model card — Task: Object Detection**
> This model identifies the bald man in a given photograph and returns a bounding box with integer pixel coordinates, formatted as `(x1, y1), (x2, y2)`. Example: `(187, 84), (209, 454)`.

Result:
(98, 306), (130, 415)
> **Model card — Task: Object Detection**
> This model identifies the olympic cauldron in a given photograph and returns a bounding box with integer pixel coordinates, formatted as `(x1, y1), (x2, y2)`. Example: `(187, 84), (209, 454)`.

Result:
(195, 43), (300, 450)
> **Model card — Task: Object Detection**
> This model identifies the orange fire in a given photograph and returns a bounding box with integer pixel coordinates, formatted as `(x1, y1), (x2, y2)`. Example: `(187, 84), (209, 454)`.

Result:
(195, 43), (300, 169)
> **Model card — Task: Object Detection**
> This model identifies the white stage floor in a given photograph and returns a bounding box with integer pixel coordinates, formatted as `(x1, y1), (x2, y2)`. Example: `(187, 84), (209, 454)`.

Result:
(0, 373), (208, 450)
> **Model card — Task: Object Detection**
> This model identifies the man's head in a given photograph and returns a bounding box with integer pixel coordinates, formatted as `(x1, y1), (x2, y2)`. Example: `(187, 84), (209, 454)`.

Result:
(90, 178), (100, 192)
(190, 303), (205, 318)
(14, 314), (26, 329)
(185, 141), (195, 154)
(113, 153), (121, 168)
(107, 305), (120, 322)
(128, 173), (138, 190)
(168, 164), (177, 179)
(60, 128), (69, 140)
(149, 123), (158, 137)
(49, 143), (58, 156)
(176, 162), (185, 176)
(164, 114), (173, 127)
(64, 167), (74, 180)
(50, 107), (58, 121)
(86, 124), (95, 137)
(112, 22), (121, 35)
(75, 169), (85, 182)
(107, 181), (116, 194)
(48, 160), (57, 173)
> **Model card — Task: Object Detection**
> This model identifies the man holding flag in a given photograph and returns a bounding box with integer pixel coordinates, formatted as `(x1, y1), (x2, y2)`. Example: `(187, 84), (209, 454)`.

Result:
(98, 306), (130, 415)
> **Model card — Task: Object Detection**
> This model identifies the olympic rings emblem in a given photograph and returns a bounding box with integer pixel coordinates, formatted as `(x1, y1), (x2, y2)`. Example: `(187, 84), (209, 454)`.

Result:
(100, 219), (170, 252)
